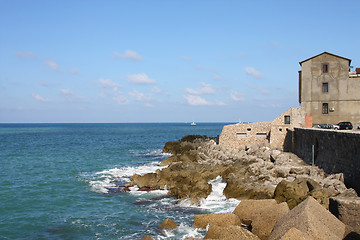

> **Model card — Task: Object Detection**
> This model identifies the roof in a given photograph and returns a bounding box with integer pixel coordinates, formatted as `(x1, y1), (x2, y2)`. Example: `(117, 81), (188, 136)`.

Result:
(299, 52), (352, 66)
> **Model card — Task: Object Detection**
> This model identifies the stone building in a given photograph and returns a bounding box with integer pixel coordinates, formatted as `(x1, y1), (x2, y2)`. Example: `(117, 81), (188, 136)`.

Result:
(299, 52), (360, 127)
(219, 107), (305, 150)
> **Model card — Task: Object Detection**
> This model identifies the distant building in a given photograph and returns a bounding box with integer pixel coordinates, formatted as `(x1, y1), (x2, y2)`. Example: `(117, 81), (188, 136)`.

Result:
(219, 107), (305, 150)
(220, 52), (360, 151)
(299, 52), (360, 127)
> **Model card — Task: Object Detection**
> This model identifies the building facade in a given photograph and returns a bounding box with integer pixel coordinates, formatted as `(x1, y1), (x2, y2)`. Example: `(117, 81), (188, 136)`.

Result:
(219, 107), (305, 150)
(299, 52), (360, 127)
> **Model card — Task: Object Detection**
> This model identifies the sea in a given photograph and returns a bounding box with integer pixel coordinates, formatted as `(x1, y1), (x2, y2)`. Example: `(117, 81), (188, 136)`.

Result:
(0, 123), (241, 240)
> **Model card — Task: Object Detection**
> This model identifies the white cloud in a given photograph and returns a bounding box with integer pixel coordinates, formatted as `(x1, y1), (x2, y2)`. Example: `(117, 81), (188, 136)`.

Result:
(183, 94), (226, 106)
(113, 50), (143, 61)
(184, 95), (212, 106)
(16, 51), (37, 58)
(32, 94), (51, 103)
(99, 78), (121, 88)
(59, 88), (75, 96)
(186, 82), (216, 95)
(128, 89), (152, 101)
(127, 73), (156, 85)
(245, 67), (263, 79)
(43, 59), (59, 71)
(230, 91), (245, 101)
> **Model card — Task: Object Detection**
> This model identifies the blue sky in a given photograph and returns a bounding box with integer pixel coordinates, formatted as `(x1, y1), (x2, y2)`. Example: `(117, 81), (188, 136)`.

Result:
(1, 0), (359, 123)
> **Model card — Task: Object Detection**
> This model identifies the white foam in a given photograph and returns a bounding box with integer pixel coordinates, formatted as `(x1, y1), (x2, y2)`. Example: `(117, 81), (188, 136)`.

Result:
(88, 161), (167, 194)
(161, 222), (206, 239)
(179, 176), (240, 213)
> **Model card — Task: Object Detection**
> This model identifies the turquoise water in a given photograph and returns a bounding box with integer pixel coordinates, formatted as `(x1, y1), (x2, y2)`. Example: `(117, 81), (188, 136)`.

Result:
(0, 123), (235, 240)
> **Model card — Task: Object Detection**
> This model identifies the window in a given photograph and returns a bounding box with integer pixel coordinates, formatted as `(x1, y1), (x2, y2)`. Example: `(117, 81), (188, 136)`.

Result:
(284, 115), (291, 124)
(322, 103), (328, 114)
(256, 133), (267, 137)
(236, 133), (247, 137)
(322, 82), (328, 93)
(322, 63), (329, 73)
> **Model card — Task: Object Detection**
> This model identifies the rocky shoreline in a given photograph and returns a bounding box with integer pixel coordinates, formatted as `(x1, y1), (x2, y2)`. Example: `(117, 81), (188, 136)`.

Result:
(126, 135), (360, 240)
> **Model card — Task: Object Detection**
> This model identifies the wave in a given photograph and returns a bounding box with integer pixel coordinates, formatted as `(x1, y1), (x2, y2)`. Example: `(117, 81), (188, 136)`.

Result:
(87, 161), (167, 194)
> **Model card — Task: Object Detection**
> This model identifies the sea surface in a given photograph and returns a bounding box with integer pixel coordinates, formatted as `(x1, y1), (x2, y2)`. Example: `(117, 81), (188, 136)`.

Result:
(0, 123), (240, 240)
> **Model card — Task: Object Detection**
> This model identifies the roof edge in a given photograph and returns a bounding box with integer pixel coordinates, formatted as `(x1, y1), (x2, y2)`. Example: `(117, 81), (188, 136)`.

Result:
(299, 52), (352, 66)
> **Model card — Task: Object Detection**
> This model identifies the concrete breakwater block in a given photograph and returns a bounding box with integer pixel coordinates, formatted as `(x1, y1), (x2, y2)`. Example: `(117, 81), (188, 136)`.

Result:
(329, 196), (360, 236)
(251, 202), (290, 240)
(204, 224), (260, 240)
(232, 199), (277, 225)
(157, 218), (178, 230)
(193, 213), (241, 229)
(269, 197), (345, 240)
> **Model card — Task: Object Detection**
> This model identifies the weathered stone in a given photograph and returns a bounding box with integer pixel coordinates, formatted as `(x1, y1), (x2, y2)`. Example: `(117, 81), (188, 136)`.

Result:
(232, 199), (277, 225)
(329, 196), (360, 235)
(157, 218), (178, 230)
(130, 173), (158, 189)
(251, 202), (290, 240)
(224, 174), (275, 200)
(269, 197), (346, 240)
(204, 224), (260, 240)
(159, 155), (179, 166)
(142, 235), (154, 240)
(279, 228), (311, 240)
(274, 178), (332, 209)
(193, 213), (241, 229)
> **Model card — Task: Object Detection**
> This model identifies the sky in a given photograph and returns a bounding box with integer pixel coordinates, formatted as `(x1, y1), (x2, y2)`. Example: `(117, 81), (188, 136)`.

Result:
(1, 0), (360, 123)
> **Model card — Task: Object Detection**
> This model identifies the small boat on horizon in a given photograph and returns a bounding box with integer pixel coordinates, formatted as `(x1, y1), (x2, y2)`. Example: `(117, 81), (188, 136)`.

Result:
(190, 121), (196, 126)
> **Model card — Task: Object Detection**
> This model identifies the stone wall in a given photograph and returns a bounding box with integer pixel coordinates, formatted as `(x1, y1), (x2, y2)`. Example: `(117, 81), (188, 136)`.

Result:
(220, 122), (272, 150)
(294, 128), (360, 194)
(220, 107), (305, 150)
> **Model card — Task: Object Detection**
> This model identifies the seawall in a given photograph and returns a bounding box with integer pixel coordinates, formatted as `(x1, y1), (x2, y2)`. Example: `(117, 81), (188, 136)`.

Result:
(294, 128), (360, 194)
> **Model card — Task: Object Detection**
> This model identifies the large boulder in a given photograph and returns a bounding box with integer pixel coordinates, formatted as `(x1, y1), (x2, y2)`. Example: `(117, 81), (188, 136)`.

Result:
(193, 213), (241, 229)
(269, 197), (346, 240)
(274, 177), (335, 209)
(329, 196), (360, 235)
(204, 224), (260, 240)
(224, 173), (275, 200)
(232, 199), (277, 225)
(157, 218), (178, 230)
(251, 202), (290, 240)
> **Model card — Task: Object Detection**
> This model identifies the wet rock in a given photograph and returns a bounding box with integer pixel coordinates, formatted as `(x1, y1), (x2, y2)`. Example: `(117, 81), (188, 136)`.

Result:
(193, 213), (241, 229)
(130, 173), (159, 189)
(269, 197), (345, 240)
(142, 235), (154, 240)
(132, 200), (151, 205)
